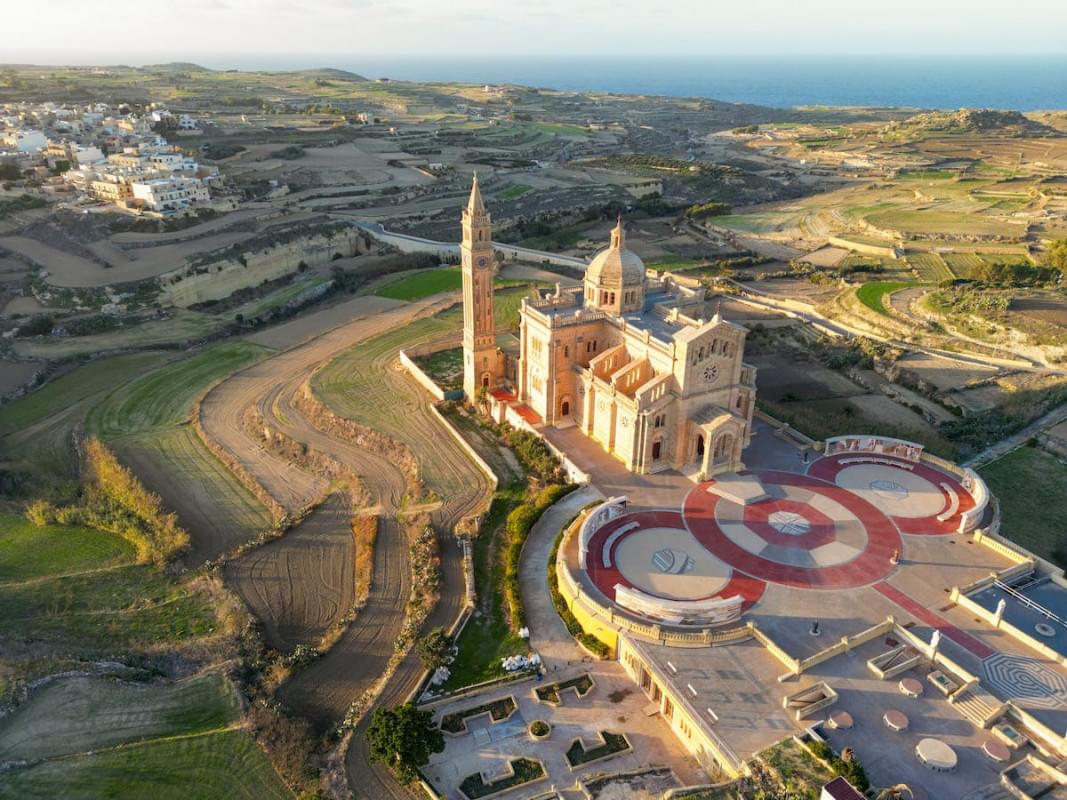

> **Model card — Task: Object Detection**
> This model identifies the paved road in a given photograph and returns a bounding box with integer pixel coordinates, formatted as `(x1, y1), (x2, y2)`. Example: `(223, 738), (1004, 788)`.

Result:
(517, 486), (603, 672)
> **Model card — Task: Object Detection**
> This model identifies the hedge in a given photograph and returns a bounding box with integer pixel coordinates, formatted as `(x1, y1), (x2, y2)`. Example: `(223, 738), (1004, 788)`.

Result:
(501, 483), (576, 630)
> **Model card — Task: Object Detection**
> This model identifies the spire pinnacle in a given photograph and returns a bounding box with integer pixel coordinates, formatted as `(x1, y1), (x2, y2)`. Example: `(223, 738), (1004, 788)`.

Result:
(467, 173), (486, 216)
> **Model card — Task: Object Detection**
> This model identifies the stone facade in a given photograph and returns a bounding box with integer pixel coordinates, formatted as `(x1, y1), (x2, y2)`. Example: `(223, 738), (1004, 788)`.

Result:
(460, 182), (756, 480)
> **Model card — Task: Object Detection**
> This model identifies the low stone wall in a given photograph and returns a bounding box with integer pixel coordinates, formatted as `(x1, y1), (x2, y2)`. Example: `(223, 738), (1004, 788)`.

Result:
(399, 349), (447, 402)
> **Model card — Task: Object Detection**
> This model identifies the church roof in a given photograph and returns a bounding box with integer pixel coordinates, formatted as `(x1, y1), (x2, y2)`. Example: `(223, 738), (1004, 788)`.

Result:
(586, 218), (645, 287)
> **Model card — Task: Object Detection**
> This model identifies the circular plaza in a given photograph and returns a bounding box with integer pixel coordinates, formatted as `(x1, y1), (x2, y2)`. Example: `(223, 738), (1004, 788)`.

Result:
(559, 436), (989, 638)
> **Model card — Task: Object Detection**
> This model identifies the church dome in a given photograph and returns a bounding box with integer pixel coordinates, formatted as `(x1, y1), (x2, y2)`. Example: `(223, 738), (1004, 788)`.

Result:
(586, 219), (645, 287)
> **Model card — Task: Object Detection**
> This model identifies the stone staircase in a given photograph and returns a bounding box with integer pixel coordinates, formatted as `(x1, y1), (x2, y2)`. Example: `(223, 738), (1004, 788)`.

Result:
(952, 686), (1002, 728)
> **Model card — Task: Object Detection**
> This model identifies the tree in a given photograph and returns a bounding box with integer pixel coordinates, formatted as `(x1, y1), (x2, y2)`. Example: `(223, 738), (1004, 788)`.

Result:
(366, 703), (444, 784)
(416, 626), (453, 671)
(1047, 239), (1067, 272)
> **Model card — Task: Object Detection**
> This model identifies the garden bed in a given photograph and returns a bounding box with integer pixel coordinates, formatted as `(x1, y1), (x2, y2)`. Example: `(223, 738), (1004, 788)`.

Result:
(459, 757), (547, 799)
(535, 673), (594, 705)
(565, 731), (631, 769)
(439, 695), (518, 735)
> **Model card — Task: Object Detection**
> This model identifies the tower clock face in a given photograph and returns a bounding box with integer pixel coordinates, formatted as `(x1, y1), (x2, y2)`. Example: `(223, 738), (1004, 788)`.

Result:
(702, 363), (719, 384)
(476, 256), (488, 268)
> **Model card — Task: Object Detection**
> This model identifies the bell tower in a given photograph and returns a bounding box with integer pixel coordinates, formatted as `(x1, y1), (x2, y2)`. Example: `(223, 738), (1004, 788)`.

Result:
(461, 175), (500, 401)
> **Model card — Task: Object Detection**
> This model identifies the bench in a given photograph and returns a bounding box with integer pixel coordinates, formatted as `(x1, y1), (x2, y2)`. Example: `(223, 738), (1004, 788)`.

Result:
(601, 521), (640, 567)
(936, 482), (960, 522)
(839, 456), (914, 470)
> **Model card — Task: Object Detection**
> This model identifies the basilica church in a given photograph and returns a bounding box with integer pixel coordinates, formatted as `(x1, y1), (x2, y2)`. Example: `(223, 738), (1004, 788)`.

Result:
(460, 177), (756, 480)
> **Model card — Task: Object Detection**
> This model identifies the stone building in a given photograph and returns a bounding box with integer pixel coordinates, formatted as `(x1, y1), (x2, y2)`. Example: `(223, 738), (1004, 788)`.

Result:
(460, 178), (756, 479)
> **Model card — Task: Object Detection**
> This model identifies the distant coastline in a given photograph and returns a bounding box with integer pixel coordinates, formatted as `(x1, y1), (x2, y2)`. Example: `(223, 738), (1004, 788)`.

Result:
(211, 54), (1067, 112)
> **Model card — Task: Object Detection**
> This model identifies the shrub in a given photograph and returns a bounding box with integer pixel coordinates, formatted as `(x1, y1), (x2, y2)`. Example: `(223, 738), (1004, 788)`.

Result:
(502, 483), (576, 629)
(546, 521), (611, 658)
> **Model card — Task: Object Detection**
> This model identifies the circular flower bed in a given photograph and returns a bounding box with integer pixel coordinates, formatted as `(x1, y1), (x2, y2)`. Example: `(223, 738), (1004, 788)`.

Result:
(529, 720), (551, 739)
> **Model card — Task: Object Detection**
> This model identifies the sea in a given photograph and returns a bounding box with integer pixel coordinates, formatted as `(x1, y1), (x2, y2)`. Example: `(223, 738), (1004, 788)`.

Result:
(224, 55), (1067, 112)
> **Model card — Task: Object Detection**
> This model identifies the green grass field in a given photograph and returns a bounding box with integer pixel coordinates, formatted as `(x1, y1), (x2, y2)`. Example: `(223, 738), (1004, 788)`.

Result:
(88, 342), (273, 439)
(906, 252), (954, 283)
(0, 513), (135, 582)
(0, 352), (170, 440)
(980, 446), (1067, 567)
(376, 267), (463, 300)
(865, 208), (1025, 239)
(0, 729), (292, 800)
(0, 672), (240, 763)
(12, 311), (222, 360)
(497, 184), (533, 201)
(0, 564), (218, 652)
(856, 281), (916, 316)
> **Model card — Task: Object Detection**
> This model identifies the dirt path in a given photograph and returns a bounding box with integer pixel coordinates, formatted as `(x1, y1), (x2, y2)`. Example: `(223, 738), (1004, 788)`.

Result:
(198, 296), (439, 517)
(225, 493), (357, 653)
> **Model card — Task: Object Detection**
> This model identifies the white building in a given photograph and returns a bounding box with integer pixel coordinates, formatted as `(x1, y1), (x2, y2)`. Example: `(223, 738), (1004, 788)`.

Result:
(130, 176), (209, 213)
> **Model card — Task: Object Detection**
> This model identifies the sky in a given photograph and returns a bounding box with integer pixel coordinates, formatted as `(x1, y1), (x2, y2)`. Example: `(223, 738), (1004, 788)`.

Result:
(3, 0), (1066, 64)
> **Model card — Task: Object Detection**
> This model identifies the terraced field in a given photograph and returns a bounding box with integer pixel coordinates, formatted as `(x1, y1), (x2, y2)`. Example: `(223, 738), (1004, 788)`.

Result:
(0, 729), (291, 800)
(0, 672), (239, 763)
(225, 492), (357, 653)
(0, 351), (172, 479)
(906, 251), (953, 282)
(88, 342), (273, 439)
(114, 428), (274, 564)
(312, 308), (496, 799)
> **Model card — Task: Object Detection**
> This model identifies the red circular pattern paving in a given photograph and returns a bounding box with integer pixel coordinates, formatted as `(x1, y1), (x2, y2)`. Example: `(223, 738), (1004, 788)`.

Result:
(585, 510), (766, 610)
(742, 498), (838, 550)
(683, 470), (902, 591)
(581, 456), (977, 617)
(807, 453), (976, 535)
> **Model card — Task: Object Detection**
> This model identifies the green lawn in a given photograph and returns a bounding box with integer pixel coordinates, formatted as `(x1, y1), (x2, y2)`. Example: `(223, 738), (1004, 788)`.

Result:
(87, 342), (273, 439)
(0, 729), (292, 800)
(856, 281), (916, 316)
(0, 513), (135, 582)
(980, 445), (1067, 567)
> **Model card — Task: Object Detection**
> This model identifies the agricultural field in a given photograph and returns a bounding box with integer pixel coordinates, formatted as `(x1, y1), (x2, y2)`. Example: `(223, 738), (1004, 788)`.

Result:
(864, 208), (1026, 239)
(375, 267), (462, 300)
(0, 729), (291, 800)
(906, 251), (953, 282)
(11, 310), (223, 360)
(0, 672), (239, 763)
(88, 342), (273, 439)
(0, 350), (173, 481)
(980, 445), (1067, 567)
(856, 281), (917, 316)
(115, 427), (275, 564)
(0, 513), (134, 582)
(225, 492), (357, 653)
